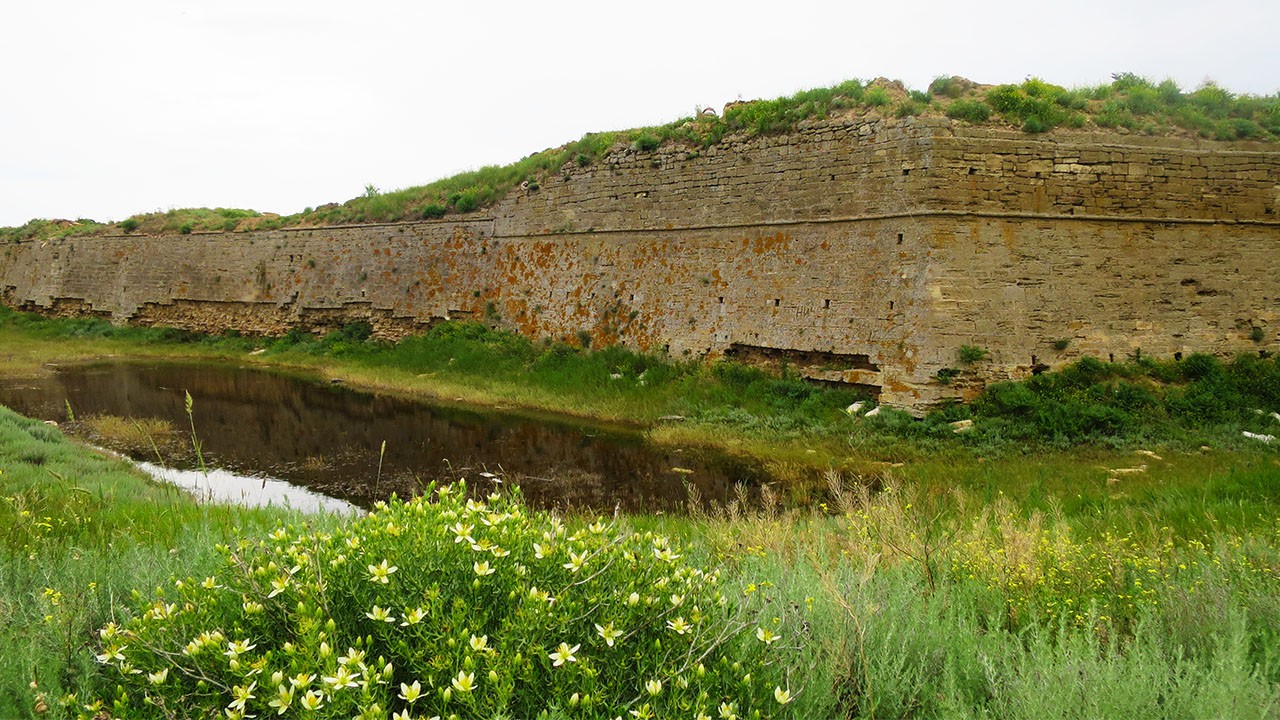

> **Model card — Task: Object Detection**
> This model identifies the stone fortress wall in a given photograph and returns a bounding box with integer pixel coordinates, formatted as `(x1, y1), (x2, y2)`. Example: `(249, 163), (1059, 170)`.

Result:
(2, 117), (1277, 410)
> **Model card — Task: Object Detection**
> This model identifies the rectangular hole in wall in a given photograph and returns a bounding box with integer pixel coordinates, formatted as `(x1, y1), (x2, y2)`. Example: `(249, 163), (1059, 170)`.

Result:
(718, 297), (724, 304)
(968, 167), (977, 175)
(897, 233), (904, 245)
(889, 301), (894, 310)
(902, 169), (910, 176)
(823, 299), (830, 309)
(773, 299), (781, 307)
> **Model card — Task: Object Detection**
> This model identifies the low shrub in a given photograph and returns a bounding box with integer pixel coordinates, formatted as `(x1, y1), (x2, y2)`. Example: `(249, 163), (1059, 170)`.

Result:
(946, 99), (991, 123)
(89, 484), (799, 719)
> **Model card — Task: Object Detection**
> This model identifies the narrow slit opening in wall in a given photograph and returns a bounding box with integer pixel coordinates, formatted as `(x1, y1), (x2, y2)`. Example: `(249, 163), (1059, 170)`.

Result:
(902, 169), (910, 176)
(968, 167), (977, 175)
(824, 299), (830, 309)
(897, 233), (904, 245)
(773, 299), (781, 307)
(718, 297), (724, 304)
(889, 301), (894, 310)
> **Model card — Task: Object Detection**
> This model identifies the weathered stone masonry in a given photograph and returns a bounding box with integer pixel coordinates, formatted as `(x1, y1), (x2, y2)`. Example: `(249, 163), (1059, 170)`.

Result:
(2, 117), (1277, 410)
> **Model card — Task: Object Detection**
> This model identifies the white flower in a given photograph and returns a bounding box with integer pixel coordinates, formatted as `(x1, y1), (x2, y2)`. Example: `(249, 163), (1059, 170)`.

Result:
(469, 634), (489, 652)
(299, 690), (324, 711)
(228, 682), (257, 712)
(595, 622), (622, 647)
(774, 686), (794, 704)
(367, 559), (398, 584)
(323, 666), (360, 689)
(473, 560), (496, 576)
(450, 522), (475, 544)
(399, 680), (423, 703)
(548, 642), (580, 667)
(268, 575), (290, 598)
(451, 670), (477, 693)
(401, 607), (427, 626)
(667, 617), (691, 635)
(224, 639), (257, 660)
(147, 668), (168, 685)
(645, 678), (663, 696)
(267, 684), (292, 714)
(563, 550), (588, 573)
(654, 547), (681, 562)
(755, 627), (780, 645)
(366, 605), (396, 623)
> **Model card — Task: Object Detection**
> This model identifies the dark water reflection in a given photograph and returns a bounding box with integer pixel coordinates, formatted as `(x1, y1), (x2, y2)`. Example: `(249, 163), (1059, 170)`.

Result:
(0, 362), (764, 512)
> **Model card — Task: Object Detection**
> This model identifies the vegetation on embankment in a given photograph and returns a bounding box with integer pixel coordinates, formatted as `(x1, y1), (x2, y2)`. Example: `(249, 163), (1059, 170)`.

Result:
(2, 305), (1279, 503)
(7, 302), (1280, 471)
(5, 73), (1278, 243)
(2, 403), (1279, 719)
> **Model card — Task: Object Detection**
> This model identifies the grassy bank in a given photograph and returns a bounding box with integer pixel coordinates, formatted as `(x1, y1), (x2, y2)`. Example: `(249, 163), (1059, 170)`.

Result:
(1, 405), (1278, 718)
(0, 404), (322, 717)
(2, 306), (1279, 504)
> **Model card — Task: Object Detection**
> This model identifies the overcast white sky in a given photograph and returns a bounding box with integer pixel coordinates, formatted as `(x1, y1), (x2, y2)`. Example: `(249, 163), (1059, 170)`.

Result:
(2, 0), (1276, 228)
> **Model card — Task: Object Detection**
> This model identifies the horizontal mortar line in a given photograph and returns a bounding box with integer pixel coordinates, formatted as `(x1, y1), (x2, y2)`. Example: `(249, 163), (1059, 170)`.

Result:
(939, 134), (1280, 158)
(488, 210), (1280, 239)
(27, 208), (1279, 244)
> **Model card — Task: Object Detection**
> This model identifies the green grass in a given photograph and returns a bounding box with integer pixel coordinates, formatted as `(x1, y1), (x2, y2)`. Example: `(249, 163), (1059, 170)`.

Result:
(2, 305), (1278, 490)
(1, 314), (1279, 718)
(2, 411), (1278, 718)
(0, 404), (322, 718)
(6, 73), (1275, 242)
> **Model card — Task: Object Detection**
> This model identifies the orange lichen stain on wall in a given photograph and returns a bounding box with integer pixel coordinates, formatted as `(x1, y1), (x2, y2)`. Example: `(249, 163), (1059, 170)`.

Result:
(748, 231), (792, 255)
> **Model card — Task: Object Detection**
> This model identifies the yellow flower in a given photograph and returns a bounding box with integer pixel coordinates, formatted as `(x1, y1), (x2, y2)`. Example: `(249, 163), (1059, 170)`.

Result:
(774, 686), (793, 704)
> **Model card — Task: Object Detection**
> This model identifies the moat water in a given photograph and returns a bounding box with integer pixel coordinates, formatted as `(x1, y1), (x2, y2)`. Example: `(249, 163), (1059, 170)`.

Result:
(0, 361), (764, 513)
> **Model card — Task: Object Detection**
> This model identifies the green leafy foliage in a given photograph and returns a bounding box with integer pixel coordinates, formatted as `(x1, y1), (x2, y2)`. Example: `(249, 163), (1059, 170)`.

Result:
(946, 99), (991, 123)
(92, 484), (797, 719)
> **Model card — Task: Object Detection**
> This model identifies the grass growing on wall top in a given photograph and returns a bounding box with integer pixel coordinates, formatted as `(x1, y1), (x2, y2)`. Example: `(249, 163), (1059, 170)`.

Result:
(5, 73), (1277, 242)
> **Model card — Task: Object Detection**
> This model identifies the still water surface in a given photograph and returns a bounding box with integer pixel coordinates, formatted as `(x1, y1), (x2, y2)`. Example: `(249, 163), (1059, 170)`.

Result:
(0, 362), (763, 513)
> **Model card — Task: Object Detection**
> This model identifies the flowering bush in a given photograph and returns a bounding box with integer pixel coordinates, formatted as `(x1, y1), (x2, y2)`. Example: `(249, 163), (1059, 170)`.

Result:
(87, 483), (799, 719)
